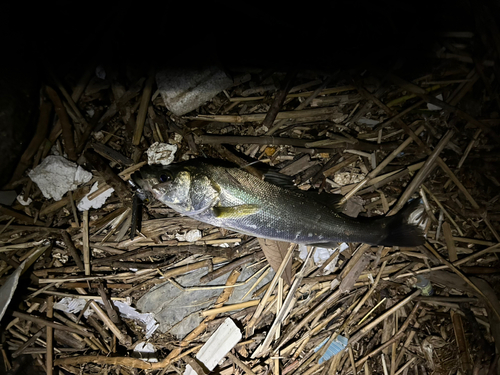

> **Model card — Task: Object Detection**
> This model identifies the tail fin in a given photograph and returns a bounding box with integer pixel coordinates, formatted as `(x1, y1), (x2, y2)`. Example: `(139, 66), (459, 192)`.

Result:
(377, 200), (425, 247)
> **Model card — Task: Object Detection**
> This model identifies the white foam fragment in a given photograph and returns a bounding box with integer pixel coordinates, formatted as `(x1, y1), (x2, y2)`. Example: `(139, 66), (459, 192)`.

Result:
(427, 94), (443, 110)
(53, 298), (159, 338)
(77, 182), (115, 211)
(16, 195), (32, 206)
(133, 342), (158, 362)
(28, 155), (92, 201)
(175, 229), (202, 243)
(184, 318), (241, 375)
(147, 142), (177, 165)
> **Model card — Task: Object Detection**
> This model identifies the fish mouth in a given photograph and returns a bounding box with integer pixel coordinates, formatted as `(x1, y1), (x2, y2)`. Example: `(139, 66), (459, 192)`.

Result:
(130, 170), (154, 202)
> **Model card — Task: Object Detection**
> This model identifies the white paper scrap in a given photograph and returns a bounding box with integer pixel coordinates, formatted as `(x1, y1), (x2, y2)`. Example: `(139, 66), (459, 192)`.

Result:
(147, 142), (177, 165)
(184, 318), (241, 375)
(77, 182), (114, 211)
(28, 155), (92, 201)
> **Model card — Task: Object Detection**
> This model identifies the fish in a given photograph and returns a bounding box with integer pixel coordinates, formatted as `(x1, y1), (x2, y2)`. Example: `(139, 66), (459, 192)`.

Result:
(131, 159), (424, 247)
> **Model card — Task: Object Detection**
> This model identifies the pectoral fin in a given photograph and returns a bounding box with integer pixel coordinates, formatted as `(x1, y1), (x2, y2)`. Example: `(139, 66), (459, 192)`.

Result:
(213, 204), (261, 218)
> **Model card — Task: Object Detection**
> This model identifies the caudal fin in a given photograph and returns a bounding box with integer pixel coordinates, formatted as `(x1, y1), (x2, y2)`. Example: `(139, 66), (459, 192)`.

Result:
(377, 200), (425, 247)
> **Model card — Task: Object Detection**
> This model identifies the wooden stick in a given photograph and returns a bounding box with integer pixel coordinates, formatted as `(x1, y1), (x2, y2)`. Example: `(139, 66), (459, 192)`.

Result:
(11, 312), (93, 337)
(61, 231), (84, 271)
(133, 69), (155, 145)
(388, 129), (455, 215)
(246, 243), (296, 333)
(442, 222), (457, 262)
(82, 210), (90, 275)
(46, 296), (54, 375)
(384, 73), (500, 144)
(451, 310), (472, 373)
(75, 287), (131, 346)
(227, 352), (257, 375)
(350, 290), (421, 345)
(11, 327), (44, 358)
(190, 106), (347, 123)
(424, 244), (500, 320)
(201, 296), (276, 317)
(54, 342), (202, 370)
(261, 71), (296, 130)
(340, 125), (425, 203)
(45, 86), (77, 161)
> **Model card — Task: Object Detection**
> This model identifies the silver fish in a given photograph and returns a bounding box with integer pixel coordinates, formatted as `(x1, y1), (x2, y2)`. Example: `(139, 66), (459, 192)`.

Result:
(132, 159), (424, 247)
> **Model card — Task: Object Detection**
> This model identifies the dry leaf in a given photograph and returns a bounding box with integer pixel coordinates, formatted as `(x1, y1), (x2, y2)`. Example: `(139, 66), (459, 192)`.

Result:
(257, 238), (293, 285)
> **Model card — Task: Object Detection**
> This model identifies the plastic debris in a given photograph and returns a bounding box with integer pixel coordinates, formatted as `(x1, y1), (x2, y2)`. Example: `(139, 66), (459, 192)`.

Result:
(314, 335), (349, 364)
(156, 66), (232, 116)
(299, 243), (349, 274)
(28, 155), (92, 201)
(0, 244), (49, 322)
(133, 342), (158, 362)
(357, 118), (380, 126)
(427, 94), (444, 110)
(184, 318), (242, 375)
(0, 190), (17, 206)
(146, 142), (178, 165)
(137, 265), (274, 338)
(77, 182), (114, 211)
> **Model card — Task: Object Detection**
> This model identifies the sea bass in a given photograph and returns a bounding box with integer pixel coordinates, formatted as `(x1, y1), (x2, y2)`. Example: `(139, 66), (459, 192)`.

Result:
(132, 159), (424, 247)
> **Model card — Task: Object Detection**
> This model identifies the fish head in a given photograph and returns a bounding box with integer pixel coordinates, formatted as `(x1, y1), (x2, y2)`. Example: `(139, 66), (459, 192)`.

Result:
(132, 163), (219, 215)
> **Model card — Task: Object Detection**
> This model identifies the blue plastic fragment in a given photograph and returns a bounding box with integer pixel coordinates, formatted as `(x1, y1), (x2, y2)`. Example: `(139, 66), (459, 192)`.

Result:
(314, 335), (348, 364)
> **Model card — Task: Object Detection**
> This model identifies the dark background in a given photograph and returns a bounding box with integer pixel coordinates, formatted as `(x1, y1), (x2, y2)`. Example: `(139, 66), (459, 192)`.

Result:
(0, 0), (496, 188)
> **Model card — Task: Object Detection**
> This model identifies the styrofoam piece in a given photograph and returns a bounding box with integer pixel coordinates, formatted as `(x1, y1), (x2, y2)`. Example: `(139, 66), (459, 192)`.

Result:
(314, 335), (348, 364)
(16, 194), (32, 206)
(28, 155), (92, 201)
(77, 182), (114, 211)
(146, 142), (177, 165)
(175, 229), (202, 243)
(184, 318), (241, 375)
(156, 66), (233, 116)
(133, 342), (158, 362)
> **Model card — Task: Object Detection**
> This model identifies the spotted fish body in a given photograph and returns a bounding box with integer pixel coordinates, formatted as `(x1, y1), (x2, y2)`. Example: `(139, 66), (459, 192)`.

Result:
(132, 159), (424, 247)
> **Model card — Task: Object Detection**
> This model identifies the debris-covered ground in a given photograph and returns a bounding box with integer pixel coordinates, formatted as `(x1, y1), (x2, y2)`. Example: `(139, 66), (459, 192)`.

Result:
(1, 5), (500, 375)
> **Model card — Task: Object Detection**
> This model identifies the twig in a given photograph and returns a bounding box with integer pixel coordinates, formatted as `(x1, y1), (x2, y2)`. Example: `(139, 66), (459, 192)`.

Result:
(424, 244), (500, 320)
(83, 210), (90, 275)
(388, 129), (455, 215)
(75, 287), (131, 347)
(350, 290), (421, 345)
(46, 296), (54, 375)
(246, 243), (296, 334)
(11, 312), (93, 337)
(227, 352), (257, 375)
(340, 125), (425, 203)
(61, 231), (84, 271)
(133, 69), (155, 146)
(45, 86), (77, 161)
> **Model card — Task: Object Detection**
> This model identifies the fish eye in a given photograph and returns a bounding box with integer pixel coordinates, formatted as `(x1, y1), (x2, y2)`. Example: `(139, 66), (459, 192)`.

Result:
(159, 173), (172, 183)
